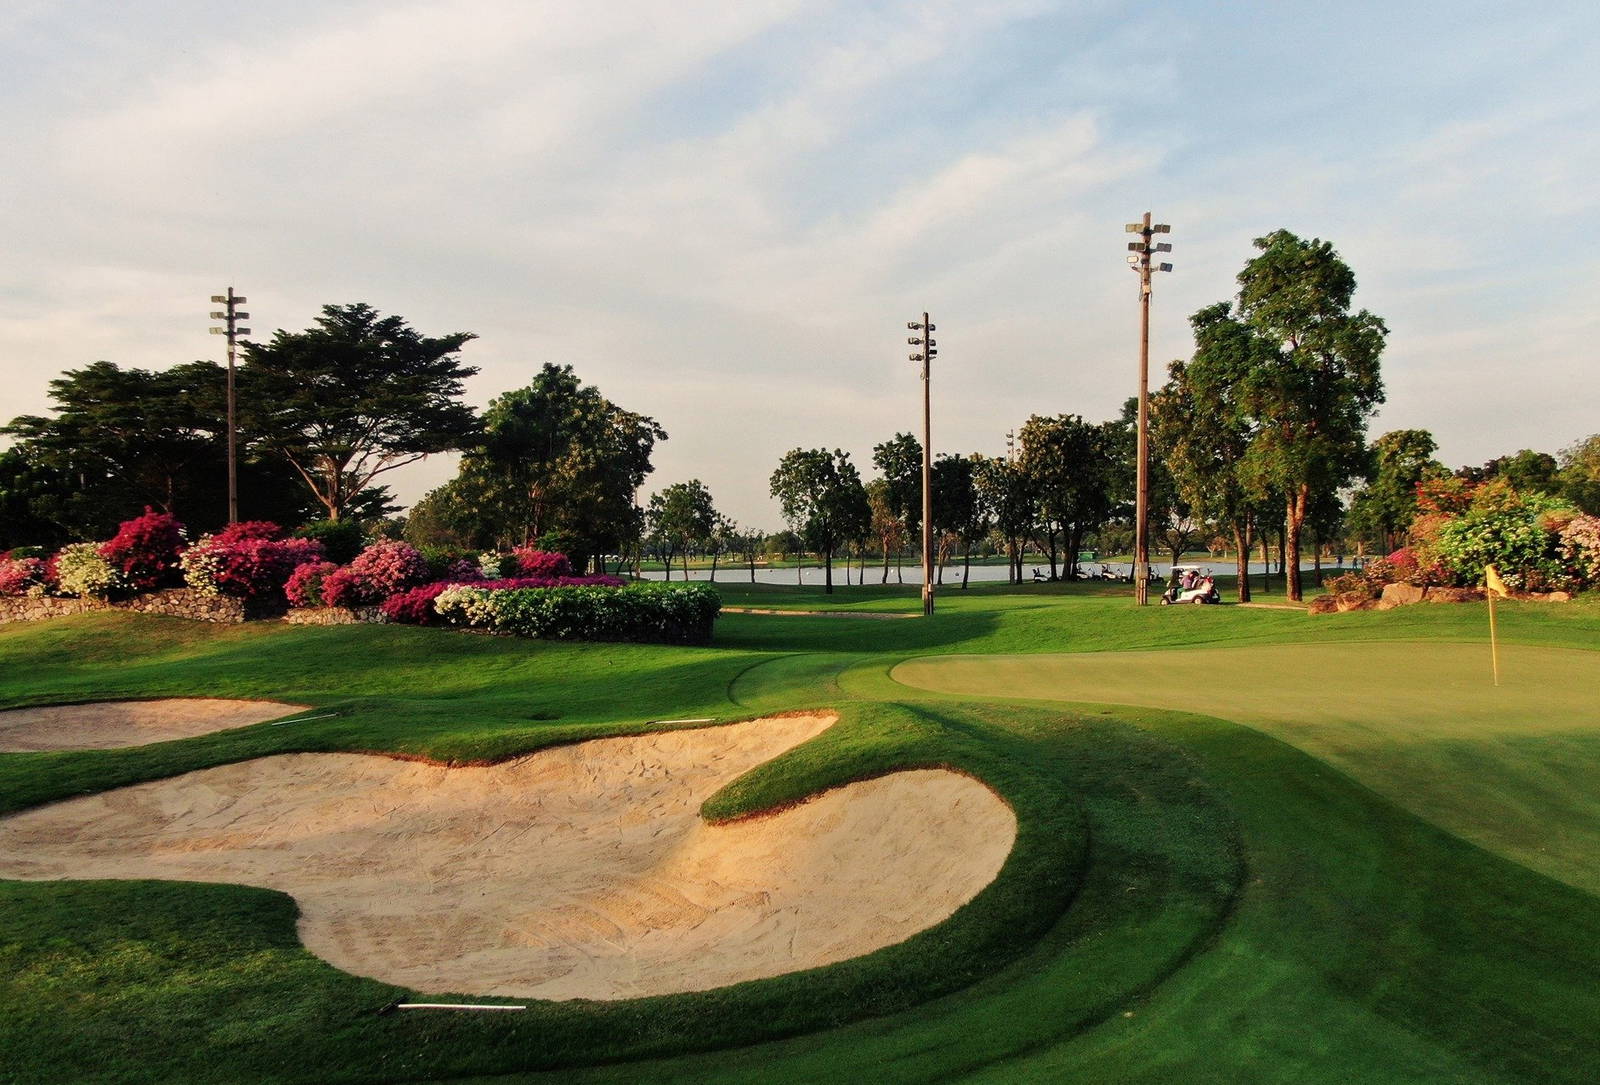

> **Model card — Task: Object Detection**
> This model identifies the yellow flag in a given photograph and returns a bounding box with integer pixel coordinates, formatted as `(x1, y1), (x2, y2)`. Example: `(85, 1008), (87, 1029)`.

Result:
(1484, 564), (1510, 598)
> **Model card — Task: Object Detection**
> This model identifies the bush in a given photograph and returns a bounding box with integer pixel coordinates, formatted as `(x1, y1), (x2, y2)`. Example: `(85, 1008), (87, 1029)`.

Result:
(380, 582), (454, 625)
(285, 561), (340, 608)
(213, 521), (285, 545)
(294, 520), (365, 564)
(346, 540), (429, 601)
(417, 546), (484, 583)
(1559, 514), (1600, 588)
(0, 555), (46, 596)
(99, 509), (187, 591)
(54, 543), (122, 598)
(319, 567), (364, 608)
(1432, 493), (1574, 591)
(182, 534), (324, 601)
(435, 582), (719, 645)
(511, 547), (573, 579)
(1322, 571), (1373, 598)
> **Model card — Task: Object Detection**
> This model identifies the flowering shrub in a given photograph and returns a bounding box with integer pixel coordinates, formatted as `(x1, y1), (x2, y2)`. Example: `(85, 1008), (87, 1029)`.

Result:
(1559, 514), (1600, 587)
(0, 555), (46, 596)
(54, 543), (122, 598)
(511, 548), (573, 579)
(435, 582), (718, 644)
(285, 561), (341, 607)
(346, 540), (429, 601)
(99, 509), (187, 591)
(1432, 493), (1574, 591)
(182, 534), (324, 600)
(319, 567), (364, 608)
(380, 582), (455, 625)
(1322, 571), (1373, 598)
(213, 520), (285, 544)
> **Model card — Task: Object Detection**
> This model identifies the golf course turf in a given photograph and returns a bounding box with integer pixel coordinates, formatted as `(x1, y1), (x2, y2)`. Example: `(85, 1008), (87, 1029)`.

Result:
(2, 582), (1598, 1082)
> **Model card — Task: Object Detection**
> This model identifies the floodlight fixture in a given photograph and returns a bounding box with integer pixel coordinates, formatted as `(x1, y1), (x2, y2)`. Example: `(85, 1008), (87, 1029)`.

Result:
(1125, 223), (1142, 232)
(1152, 224), (1170, 233)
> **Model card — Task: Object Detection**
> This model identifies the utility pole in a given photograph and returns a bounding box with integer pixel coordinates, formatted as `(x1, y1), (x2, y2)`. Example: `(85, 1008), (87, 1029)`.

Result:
(209, 288), (250, 524)
(907, 313), (937, 617)
(1125, 214), (1172, 605)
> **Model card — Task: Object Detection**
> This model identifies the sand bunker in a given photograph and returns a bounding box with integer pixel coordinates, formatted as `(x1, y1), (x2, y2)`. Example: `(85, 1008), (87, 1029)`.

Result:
(0, 699), (307, 752)
(0, 713), (1015, 1000)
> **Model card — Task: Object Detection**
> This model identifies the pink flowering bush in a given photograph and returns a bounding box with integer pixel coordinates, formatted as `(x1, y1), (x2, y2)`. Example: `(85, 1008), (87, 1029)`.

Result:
(0, 555), (46, 596)
(285, 561), (341, 607)
(511, 548), (573, 579)
(99, 509), (187, 591)
(182, 532), (324, 601)
(346, 540), (429, 601)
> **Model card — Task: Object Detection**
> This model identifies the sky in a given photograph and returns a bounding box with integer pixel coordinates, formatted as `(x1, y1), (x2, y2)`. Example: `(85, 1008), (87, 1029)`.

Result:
(2, 0), (1597, 529)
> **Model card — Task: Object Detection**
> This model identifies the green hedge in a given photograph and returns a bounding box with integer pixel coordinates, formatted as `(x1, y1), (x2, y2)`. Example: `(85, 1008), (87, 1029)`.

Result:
(437, 582), (720, 645)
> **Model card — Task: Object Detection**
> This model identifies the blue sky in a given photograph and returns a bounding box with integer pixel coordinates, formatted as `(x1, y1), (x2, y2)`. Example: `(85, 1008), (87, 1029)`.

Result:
(2, 1), (1596, 527)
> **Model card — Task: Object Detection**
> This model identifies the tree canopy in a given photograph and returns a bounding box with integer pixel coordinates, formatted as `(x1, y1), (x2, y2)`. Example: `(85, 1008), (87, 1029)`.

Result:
(647, 480), (718, 580)
(240, 303), (479, 522)
(769, 447), (869, 594)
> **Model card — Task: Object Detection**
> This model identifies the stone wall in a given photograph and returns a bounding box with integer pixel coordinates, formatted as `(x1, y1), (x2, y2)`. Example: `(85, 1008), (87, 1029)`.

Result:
(283, 606), (386, 626)
(0, 588), (268, 625)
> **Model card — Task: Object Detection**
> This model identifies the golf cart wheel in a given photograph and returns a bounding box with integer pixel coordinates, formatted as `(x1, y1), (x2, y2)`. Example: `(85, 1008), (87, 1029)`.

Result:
(1191, 595), (1206, 604)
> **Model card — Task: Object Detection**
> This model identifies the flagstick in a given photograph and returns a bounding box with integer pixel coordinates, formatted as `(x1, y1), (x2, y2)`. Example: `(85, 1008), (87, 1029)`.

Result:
(1488, 587), (1500, 687)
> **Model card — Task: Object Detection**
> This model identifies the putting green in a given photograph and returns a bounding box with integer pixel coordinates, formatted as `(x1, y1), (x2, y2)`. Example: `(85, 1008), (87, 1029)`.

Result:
(893, 641), (1600, 895)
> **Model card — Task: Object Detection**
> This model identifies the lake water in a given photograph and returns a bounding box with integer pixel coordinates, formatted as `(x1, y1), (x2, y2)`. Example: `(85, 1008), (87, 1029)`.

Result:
(632, 558), (1338, 587)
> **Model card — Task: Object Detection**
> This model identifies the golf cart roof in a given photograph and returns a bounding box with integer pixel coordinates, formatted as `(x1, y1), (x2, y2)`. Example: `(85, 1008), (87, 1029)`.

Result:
(1170, 564), (1208, 574)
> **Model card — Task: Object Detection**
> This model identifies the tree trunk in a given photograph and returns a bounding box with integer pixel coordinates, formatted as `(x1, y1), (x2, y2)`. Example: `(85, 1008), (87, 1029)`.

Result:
(823, 545), (833, 594)
(749, 557), (756, 583)
(962, 542), (972, 589)
(1286, 486), (1308, 602)
(1233, 521), (1252, 603)
(709, 551), (718, 583)
(882, 543), (890, 584)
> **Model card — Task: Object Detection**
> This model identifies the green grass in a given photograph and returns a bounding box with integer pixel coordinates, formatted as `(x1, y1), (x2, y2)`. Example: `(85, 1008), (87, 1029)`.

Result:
(2, 588), (1599, 1082)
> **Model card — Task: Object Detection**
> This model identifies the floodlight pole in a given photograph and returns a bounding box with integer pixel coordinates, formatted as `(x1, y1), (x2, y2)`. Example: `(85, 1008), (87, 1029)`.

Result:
(907, 313), (937, 617)
(209, 288), (250, 524)
(1126, 213), (1172, 605)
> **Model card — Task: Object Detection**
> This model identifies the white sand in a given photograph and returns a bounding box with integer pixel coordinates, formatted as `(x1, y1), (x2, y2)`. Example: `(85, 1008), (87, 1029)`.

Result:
(0, 713), (1015, 1000)
(0, 699), (307, 751)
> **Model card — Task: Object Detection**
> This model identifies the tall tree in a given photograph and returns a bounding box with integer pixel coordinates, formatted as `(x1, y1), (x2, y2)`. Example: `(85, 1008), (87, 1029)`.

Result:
(240, 303), (478, 522)
(1019, 414), (1120, 580)
(1347, 429), (1445, 552)
(1152, 303), (1274, 602)
(872, 433), (923, 540)
(1229, 231), (1388, 601)
(975, 456), (1036, 584)
(647, 480), (717, 581)
(932, 453), (986, 588)
(866, 478), (907, 584)
(456, 363), (665, 568)
(1559, 434), (1600, 514)
(769, 448), (870, 594)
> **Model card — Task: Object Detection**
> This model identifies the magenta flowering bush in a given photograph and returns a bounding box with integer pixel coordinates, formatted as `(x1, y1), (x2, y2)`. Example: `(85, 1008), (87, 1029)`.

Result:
(99, 509), (187, 591)
(510, 548), (574, 579)
(182, 532), (324, 601)
(285, 561), (341, 607)
(319, 567), (363, 608)
(0, 555), (46, 596)
(346, 540), (429, 600)
(380, 582), (455, 625)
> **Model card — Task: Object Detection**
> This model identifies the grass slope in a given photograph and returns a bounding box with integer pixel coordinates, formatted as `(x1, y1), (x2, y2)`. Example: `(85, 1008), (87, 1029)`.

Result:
(1, 590), (1598, 1082)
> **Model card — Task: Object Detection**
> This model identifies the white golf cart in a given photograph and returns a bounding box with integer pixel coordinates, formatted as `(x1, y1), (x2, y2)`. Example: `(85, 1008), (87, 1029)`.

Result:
(1160, 564), (1221, 605)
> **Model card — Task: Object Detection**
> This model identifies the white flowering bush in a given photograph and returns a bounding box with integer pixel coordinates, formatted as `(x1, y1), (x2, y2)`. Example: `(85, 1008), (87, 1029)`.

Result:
(179, 539), (227, 597)
(54, 543), (122, 598)
(434, 585), (503, 627)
